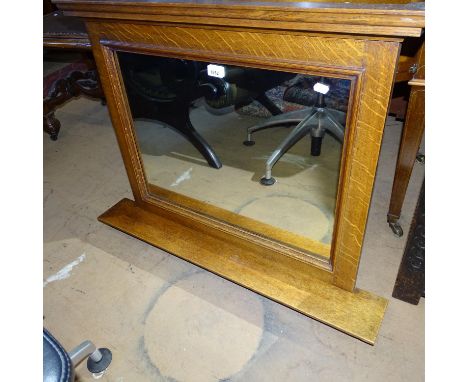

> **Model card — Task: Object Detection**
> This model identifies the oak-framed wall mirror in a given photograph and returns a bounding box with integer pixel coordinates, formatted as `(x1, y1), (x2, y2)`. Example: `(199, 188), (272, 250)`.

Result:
(56, 0), (424, 345)
(117, 50), (353, 265)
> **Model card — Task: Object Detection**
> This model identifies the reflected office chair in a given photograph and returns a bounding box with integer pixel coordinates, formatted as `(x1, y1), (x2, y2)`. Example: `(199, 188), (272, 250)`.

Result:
(43, 328), (112, 381)
(243, 78), (346, 185)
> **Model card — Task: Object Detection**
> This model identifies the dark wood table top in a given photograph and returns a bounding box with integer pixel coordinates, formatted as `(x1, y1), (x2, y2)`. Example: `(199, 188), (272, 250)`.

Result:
(44, 10), (91, 49)
(53, 0), (424, 37)
(44, 11), (87, 39)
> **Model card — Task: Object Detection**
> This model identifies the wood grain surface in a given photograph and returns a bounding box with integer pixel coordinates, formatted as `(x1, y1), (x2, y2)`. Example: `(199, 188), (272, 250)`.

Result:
(54, 0), (424, 37)
(100, 198), (388, 344)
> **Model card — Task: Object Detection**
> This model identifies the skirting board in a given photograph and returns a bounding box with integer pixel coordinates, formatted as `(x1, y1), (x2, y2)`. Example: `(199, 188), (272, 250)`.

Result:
(98, 198), (388, 344)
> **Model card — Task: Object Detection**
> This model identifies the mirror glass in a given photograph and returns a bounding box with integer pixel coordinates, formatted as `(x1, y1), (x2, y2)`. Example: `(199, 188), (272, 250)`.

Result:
(117, 51), (351, 261)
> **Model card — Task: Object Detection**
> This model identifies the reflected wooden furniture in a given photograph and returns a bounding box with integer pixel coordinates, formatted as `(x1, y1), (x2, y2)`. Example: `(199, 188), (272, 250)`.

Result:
(43, 11), (104, 140)
(44, 0), (57, 15)
(387, 42), (425, 236)
(54, 0), (425, 344)
(392, 179), (425, 304)
(389, 36), (423, 119)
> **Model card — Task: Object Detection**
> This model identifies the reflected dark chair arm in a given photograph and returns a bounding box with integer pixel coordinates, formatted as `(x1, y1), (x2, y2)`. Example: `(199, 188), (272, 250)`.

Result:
(118, 53), (292, 169)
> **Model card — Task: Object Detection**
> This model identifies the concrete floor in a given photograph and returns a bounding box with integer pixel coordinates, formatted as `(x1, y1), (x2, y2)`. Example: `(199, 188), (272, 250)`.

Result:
(43, 96), (424, 381)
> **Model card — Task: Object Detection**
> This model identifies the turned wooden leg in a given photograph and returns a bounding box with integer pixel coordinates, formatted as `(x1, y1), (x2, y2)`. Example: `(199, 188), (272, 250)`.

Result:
(43, 76), (74, 141)
(43, 113), (61, 140)
(387, 84), (425, 236)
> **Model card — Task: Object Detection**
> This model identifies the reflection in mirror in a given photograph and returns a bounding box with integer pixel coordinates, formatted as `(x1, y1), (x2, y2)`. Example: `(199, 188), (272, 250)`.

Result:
(117, 51), (350, 261)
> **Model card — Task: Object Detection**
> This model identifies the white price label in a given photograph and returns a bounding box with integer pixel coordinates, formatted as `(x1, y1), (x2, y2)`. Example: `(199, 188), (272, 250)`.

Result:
(207, 64), (226, 79)
(313, 82), (330, 94)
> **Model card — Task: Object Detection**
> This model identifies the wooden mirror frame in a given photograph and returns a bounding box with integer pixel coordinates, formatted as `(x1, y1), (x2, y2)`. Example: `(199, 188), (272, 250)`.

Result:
(55, 0), (424, 344)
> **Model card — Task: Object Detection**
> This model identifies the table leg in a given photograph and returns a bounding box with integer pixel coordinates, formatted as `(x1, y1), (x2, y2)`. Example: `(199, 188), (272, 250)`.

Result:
(387, 85), (425, 236)
(43, 68), (104, 140)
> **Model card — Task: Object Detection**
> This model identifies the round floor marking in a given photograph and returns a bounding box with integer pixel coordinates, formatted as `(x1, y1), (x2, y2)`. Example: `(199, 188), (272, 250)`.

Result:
(143, 272), (264, 381)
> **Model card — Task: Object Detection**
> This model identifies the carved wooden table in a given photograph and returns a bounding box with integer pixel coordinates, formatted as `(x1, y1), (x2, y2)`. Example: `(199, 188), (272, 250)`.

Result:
(54, 0), (425, 344)
(43, 11), (104, 140)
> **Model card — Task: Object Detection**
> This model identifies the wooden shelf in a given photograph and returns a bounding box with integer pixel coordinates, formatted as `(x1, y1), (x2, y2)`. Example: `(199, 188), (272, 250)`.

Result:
(99, 198), (388, 344)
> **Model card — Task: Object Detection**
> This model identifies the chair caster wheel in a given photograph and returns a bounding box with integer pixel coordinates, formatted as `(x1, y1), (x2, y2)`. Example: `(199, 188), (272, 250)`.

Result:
(416, 153), (425, 164)
(50, 134), (58, 141)
(389, 222), (403, 237)
(243, 140), (255, 146)
(87, 348), (112, 374)
(260, 176), (276, 186)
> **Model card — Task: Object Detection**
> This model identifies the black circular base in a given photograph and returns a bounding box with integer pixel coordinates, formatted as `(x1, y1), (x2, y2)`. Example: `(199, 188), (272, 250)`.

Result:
(243, 140), (255, 146)
(260, 177), (276, 186)
(87, 348), (112, 374)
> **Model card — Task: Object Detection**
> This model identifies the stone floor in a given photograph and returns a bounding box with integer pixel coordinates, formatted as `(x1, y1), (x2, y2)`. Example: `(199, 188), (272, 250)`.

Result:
(43, 96), (424, 382)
